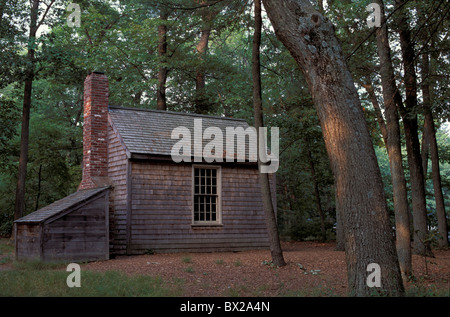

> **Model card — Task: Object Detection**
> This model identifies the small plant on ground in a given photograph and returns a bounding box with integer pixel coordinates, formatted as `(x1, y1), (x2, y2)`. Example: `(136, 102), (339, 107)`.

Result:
(261, 260), (277, 269)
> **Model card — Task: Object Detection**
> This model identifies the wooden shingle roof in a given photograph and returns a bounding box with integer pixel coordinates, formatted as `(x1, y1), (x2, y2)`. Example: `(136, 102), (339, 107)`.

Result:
(108, 106), (257, 160)
(14, 186), (110, 224)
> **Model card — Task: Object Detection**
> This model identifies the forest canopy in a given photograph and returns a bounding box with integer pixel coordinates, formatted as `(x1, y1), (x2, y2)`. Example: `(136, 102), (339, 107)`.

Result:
(0, 0), (448, 251)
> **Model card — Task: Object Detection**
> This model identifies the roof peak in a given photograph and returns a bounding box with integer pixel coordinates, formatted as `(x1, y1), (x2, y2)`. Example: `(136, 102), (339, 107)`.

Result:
(108, 106), (248, 123)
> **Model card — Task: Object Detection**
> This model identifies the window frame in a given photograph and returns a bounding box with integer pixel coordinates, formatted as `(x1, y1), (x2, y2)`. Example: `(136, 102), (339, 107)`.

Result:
(191, 165), (222, 226)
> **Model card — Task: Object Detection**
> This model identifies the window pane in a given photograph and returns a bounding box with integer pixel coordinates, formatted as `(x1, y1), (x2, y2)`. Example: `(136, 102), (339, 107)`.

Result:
(206, 172), (211, 194)
(212, 169), (217, 195)
(194, 196), (199, 221)
(205, 196), (210, 221)
(211, 196), (216, 221)
(203, 169), (207, 194)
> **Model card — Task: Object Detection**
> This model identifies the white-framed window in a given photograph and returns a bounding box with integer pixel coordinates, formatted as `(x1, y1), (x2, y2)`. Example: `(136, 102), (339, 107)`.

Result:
(192, 165), (221, 225)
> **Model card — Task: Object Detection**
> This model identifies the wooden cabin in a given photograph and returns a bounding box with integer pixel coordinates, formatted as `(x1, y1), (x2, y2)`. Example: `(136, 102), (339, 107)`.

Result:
(15, 72), (275, 261)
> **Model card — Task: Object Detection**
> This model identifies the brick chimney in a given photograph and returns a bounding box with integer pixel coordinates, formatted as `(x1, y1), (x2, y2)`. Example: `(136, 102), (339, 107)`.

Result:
(78, 72), (110, 190)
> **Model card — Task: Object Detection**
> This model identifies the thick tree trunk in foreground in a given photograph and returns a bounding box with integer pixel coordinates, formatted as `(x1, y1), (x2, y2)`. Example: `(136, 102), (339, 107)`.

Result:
(394, 0), (430, 256)
(373, 0), (412, 280)
(335, 206), (345, 251)
(262, 0), (404, 296)
(252, 0), (286, 267)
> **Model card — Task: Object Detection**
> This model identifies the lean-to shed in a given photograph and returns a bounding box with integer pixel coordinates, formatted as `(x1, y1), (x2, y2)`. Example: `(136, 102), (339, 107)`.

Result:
(14, 186), (110, 262)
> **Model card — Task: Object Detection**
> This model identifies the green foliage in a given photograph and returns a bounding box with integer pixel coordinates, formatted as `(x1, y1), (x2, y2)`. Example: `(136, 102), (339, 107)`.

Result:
(0, 0), (448, 247)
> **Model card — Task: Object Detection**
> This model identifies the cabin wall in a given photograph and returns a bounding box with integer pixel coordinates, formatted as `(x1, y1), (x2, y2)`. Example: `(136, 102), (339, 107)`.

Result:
(107, 123), (129, 255)
(129, 160), (271, 253)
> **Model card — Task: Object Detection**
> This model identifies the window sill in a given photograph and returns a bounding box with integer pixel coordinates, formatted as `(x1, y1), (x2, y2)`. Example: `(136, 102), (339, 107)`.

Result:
(191, 223), (223, 228)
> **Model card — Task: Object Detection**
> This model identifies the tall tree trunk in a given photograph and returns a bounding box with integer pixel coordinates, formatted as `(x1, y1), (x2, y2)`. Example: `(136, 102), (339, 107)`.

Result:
(373, 0), (412, 280)
(421, 52), (448, 248)
(34, 164), (42, 211)
(394, 0), (431, 256)
(194, 4), (218, 114)
(14, 0), (39, 220)
(307, 148), (326, 242)
(252, 0), (286, 267)
(421, 118), (430, 176)
(362, 82), (388, 145)
(427, 115), (448, 249)
(0, 0), (6, 30)
(262, 0), (404, 296)
(157, 9), (169, 110)
(194, 26), (210, 114)
(133, 91), (142, 105)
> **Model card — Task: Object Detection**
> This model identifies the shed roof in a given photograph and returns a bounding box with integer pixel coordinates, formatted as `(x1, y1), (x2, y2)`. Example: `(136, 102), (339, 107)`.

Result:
(108, 106), (257, 160)
(14, 186), (110, 224)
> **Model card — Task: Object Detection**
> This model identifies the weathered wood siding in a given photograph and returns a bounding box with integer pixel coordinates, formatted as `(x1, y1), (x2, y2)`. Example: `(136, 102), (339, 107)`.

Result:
(15, 191), (109, 262)
(15, 224), (41, 260)
(41, 193), (109, 262)
(129, 161), (271, 253)
(107, 123), (128, 255)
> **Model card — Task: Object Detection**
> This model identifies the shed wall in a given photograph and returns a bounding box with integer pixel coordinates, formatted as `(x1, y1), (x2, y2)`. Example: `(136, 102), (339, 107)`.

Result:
(15, 224), (41, 260)
(41, 193), (109, 262)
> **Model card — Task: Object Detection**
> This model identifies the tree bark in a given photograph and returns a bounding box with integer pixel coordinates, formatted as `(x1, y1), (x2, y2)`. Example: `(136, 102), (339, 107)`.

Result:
(262, 0), (404, 296)
(362, 82), (388, 145)
(252, 0), (286, 267)
(394, 0), (431, 256)
(194, 3), (218, 114)
(421, 52), (448, 248)
(157, 9), (169, 110)
(0, 0), (6, 31)
(421, 118), (430, 176)
(194, 26), (210, 114)
(373, 0), (412, 280)
(334, 202), (345, 251)
(14, 0), (39, 220)
(317, 0), (324, 14)
(34, 164), (42, 211)
(307, 148), (326, 242)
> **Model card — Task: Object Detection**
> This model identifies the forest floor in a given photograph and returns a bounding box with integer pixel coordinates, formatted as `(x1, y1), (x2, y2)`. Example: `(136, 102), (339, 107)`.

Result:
(1, 240), (448, 296)
(82, 241), (450, 297)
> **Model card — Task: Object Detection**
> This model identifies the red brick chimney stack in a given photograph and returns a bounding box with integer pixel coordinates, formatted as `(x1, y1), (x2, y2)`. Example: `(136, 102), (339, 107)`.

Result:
(78, 72), (110, 190)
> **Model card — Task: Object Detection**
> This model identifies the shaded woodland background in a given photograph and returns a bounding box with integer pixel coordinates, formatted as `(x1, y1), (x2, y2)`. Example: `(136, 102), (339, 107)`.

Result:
(0, 0), (448, 247)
